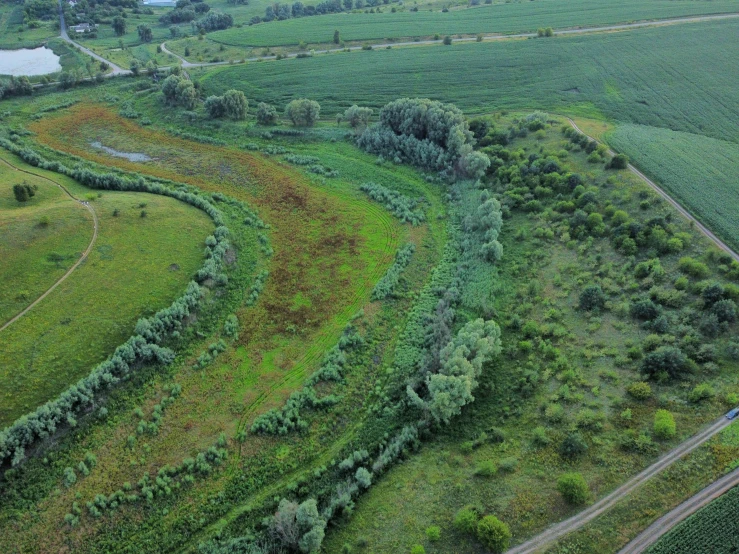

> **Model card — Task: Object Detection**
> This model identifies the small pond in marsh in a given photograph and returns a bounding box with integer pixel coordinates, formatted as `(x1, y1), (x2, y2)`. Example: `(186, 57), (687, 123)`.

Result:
(0, 47), (61, 76)
(90, 141), (152, 162)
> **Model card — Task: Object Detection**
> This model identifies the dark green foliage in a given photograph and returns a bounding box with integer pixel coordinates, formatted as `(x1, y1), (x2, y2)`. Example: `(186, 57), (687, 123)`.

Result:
(557, 472), (589, 505)
(712, 299), (737, 323)
(0, 76), (33, 100)
(607, 153), (629, 169)
(267, 498), (327, 553)
(195, 11), (234, 31)
(579, 285), (605, 311)
(137, 24), (153, 42)
(454, 505), (481, 534)
(161, 74), (199, 110)
(357, 98), (489, 179)
(256, 102), (279, 125)
(285, 98), (321, 126)
(630, 299), (659, 321)
(559, 432), (588, 460)
(12, 182), (37, 202)
(205, 90), (248, 120)
(371, 243), (415, 300)
(476, 515), (511, 553)
(641, 346), (692, 380)
(359, 182), (426, 225)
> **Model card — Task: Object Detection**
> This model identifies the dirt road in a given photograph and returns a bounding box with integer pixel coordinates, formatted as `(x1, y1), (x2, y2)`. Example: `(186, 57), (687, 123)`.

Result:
(568, 119), (739, 264)
(506, 417), (733, 554)
(618, 466), (739, 554)
(0, 153), (99, 333)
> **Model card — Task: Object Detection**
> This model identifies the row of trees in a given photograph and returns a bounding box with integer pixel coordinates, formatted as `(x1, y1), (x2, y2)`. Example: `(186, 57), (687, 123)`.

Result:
(0, 76), (33, 100)
(258, 0), (388, 23)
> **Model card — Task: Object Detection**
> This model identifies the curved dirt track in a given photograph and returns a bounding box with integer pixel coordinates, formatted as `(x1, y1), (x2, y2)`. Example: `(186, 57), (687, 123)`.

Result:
(568, 119), (739, 263)
(0, 153), (99, 333)
(618, 466), (739, 554)
(506, 417), (733, 554)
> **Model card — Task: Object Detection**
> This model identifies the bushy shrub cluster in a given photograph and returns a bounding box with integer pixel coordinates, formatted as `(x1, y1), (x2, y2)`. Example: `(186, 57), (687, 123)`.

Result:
(285, 99), (320, 127)
(133, 384), (182, 436)
(358, 98), (489, 180)
(283, 154), (320, 166)
(0, 76), (33, 100)
(161, 74), (198, 110)
(359, 182), (426, 225)
(251, 326), (363, 434)
(246, 270), (269, 306)
(205, 89), (248, 120)
(256, 102), (279, 125)
(306, 164), (339, 177)
(371, 243), (415, 300)
(65, 437), (227, 525)
(194, 11), (233, 31)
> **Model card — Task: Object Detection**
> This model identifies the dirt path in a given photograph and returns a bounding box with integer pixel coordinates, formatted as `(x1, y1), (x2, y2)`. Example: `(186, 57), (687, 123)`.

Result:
(160, 12), (739, 69)
(507, 417), (733, 554)
(617, 466), (739, 554)
(0, 153), (99, 333)
(568, 119), (739, 263)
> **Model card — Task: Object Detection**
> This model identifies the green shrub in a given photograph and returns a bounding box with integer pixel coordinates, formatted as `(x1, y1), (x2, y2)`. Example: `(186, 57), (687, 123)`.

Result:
(653, 409), (676, 440)
(678, 257), (709, 278)
(425, 526), (441, 541)
(476, 515), (511, 553)
(498, 457), (518, 473)
(579, 285), (606, 311)
(410, 546), (425, 554)
(474, 460), (497, 477)
(688, 383), (715, 403)
(557, 472), (590, 505)
(559, 432), (588, 460)
(454, 506), (481, 534)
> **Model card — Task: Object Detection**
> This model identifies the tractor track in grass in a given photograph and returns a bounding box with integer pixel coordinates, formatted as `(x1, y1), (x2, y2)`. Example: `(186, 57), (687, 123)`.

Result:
(233, 197), (399, 452)
(0, 151), (98, 333)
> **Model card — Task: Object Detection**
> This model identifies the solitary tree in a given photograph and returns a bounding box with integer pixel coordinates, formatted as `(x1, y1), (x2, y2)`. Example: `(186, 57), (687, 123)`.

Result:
(333, 29), (340, 44)
(222, 89), (248, 120)
(112, 16), (126, 37)
(557, 473), (590, 505)
(256, 102), (278, 125)
(476, 515), (511, 553)
(443, 35), (452, 45)
(13, 183), (37, 202)
(137, 24), (153, 42)
(285, 98), (321, 126)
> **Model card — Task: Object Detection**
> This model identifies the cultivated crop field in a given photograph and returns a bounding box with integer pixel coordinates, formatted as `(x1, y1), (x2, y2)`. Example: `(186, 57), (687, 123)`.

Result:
(208, 0), (739, 47)
(202, 18), (739, 142)
(608, 124), (739, 252)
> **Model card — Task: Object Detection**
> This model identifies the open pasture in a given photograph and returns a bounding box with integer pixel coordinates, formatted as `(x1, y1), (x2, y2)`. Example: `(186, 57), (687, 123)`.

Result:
(0, 151), (92, 325)
(0, 149), (213, 427)
(209, 0), (739, 48)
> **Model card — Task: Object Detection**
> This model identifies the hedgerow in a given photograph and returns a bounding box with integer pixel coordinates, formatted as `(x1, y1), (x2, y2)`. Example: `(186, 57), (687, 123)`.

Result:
(359, 182), (426, 225)
(371, 243), (415, 300)
(0, 139), (266, 468)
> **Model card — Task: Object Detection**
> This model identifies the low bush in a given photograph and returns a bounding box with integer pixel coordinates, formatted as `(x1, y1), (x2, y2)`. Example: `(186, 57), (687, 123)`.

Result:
(557, 472), (589, 505)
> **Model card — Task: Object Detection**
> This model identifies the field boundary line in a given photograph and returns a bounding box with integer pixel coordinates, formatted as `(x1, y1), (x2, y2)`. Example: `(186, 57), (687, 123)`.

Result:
(567, 118), (739, 264)
(618, 466), (739, 553)
(0, 151), (99, 333)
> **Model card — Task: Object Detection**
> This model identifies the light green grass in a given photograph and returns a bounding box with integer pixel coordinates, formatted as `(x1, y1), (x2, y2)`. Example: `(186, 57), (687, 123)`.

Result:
(608, 124), (739, 252)
(0, 152), (213, 426)
(209, 0), (739, 47)
(0, 154), (93, 324)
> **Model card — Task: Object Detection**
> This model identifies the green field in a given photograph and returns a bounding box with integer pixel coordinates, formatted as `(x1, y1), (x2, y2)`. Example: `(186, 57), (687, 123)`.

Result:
(646, 482), (739, 554)
(0, 150), (213, 426)
(608, 124), (739, 252)
(201, 18), (739, 142)
(208, 0), (739, 47)
(0, 3), (58, 49)
(0, 154), (92, 324)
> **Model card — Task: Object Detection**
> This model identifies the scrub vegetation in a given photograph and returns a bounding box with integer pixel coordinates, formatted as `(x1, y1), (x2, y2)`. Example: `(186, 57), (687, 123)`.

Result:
(1, 1), (739, 552)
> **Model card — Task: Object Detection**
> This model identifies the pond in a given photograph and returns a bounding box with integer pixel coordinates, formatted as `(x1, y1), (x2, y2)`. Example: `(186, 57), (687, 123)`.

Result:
(90, 141), (152, 162)
(0, 47), (62, 76)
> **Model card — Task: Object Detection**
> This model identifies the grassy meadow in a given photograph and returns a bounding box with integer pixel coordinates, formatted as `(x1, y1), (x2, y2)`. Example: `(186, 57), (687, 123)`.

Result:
(0, 149), (213, 426)
(0, 152), (92, 324)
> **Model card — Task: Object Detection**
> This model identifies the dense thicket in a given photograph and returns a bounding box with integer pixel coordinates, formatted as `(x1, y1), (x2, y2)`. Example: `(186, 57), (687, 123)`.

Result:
(371, 243), (415, 300)
(357, 98), (489, 180)
(205, 89), (248, 120)
(359, 182), (425, 225)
